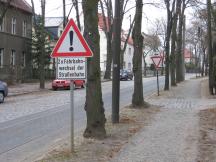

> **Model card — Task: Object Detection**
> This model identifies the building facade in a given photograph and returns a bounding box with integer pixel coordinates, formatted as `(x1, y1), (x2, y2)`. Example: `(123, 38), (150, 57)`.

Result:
(0, 0), (32, 83)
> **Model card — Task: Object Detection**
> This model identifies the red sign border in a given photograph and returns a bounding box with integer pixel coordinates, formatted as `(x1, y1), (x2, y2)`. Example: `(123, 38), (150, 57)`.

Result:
(51, 19), (93, 58)
(151, 55), (162, 69)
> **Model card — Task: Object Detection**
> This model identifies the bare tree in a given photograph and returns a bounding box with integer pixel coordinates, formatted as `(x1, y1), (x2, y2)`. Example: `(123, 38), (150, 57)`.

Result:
(176, 0), (189, 83)
(40, 0), (46, 89)
(170, 0), (181, 86)
(100, 0), (113, 79)
(120, 16), (135, 69)
(72, 0), (81, 30)
(82, 0), (106, 138)
(0, 0), (12, 25)
(132, 0), (148, 107)
(207, 0), (213, 94)
(164, 0), (176, 90)
(100, 0), (134, 79)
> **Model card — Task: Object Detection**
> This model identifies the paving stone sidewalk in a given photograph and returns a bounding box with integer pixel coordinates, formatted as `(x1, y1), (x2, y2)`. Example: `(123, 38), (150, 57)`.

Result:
(111, 78), (216, 162)
(7, 81), (52, 96)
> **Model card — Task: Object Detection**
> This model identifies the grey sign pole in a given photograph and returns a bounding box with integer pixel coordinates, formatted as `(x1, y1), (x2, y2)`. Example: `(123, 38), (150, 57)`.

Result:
(156, 70), (159, 96)
(70, 81), (74, 152)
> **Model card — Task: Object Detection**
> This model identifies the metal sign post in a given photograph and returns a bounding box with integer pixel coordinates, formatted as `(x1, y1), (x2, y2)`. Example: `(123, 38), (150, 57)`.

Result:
(156, 70), (159, 96)
(56, 57), (86, 152)
(151, 55), (162, 96)
(70, 80), (74, 151)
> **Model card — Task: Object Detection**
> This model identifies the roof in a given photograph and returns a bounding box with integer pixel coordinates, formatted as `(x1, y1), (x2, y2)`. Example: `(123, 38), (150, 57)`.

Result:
(98, 13), (111, 31)
(184, 49), (192, 58)
(45, 17), (63, 27)
(0, 0), (32, 13)
(98, 13), (133, 45)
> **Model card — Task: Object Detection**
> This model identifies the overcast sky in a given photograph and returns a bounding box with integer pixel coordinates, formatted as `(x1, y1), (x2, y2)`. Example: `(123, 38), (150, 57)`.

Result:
(25, 0), (198, 33)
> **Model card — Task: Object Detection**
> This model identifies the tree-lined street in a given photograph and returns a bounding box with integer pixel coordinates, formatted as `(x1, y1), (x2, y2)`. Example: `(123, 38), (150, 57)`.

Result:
(1, 0), (216, 161)
(0, 76), (168, 162)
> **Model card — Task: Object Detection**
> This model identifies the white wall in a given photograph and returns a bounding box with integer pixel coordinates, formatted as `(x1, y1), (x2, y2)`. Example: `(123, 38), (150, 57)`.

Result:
(123, 43), (133, 71)
(99, 29), (107, 72)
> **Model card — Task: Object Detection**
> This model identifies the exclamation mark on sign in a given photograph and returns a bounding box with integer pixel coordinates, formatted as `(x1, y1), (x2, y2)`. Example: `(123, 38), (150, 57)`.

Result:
(69, 31), (74, 51)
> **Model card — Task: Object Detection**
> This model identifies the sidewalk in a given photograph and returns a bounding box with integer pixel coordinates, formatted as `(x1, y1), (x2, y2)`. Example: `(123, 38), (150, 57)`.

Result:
(8, 81), (52, 96)
(110, 77), (216, 162)
(7, 78), (111, 96)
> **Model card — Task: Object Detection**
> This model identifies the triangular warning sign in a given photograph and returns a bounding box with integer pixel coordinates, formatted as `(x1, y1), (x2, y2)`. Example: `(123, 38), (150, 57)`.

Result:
(151, 55), (162, 69)
(51, 19), (93, 57)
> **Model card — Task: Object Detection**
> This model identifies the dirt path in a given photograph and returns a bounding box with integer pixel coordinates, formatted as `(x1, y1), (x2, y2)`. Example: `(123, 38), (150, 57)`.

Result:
(111, 79), (204, 162)
(111, 78), (216, 162)
(197, 79), (216, 162)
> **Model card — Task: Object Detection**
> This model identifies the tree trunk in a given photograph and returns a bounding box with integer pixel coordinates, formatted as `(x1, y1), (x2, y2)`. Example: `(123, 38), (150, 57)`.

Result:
(201, 44), (206, 77)
(103, 0), (113, 79)
(207, 0), (214, 94)
(170, 13), (177, 86)
(205, 52), (209, 76)
(194, 45), (198, 76)
(164, 3), (173, 91)
(132, 0), (146, 107)
(72, 0), (81, 30)
(212, 31), (216, 93)
(39, 0), (46, 89)
(112, 0), (121, 123)
(182, 15), (186, 80)
(104, 32), (112, 79)
(82, 0), (106, 138)
(143, 54), (147, 77)
(120, 50), (124, 69)
(176, 3), (185, 83)
(63, 0), (66, 27)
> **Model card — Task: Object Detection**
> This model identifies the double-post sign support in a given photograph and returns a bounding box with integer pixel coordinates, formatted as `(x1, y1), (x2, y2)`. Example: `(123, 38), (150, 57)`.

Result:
(50, 19), (93, 152)
(151, 55), (162, 96)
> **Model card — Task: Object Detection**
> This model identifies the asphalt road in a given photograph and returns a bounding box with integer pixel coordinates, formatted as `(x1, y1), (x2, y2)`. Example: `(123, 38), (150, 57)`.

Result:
(0, 75), (193, 162)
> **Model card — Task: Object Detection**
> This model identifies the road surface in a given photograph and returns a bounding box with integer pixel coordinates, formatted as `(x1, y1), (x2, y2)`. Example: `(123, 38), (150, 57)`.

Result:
(0, 75), (194, 162)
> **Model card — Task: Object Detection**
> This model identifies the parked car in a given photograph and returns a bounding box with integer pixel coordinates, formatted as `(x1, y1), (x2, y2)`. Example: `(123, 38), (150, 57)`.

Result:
(0, 80), (8, 103)
(52, 79), (85, 90)
(120, 69), (133, 80)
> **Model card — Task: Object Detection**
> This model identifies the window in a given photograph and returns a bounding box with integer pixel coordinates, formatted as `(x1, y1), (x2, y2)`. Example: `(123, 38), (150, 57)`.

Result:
(128, 47), (132, 56)
(0, 18), (4, 31)
(104, 61), (106, 70)
(128, 62), (131, 70)
(123, 61), (126, 69)
(11, 17), (16, 34)
(23, 21), (27, 37)
(0, 49), (3, 68)
(22, 52), (25, 67)
(60, 30), (63, 36)
(11, 50), (16, 66)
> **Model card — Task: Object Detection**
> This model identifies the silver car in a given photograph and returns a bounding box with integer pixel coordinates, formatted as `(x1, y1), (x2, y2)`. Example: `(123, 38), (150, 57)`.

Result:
(0, 81), (8, 103)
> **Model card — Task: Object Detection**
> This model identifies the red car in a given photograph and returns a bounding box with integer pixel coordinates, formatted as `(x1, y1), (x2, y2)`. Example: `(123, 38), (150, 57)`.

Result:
(52, 79), (85, 90)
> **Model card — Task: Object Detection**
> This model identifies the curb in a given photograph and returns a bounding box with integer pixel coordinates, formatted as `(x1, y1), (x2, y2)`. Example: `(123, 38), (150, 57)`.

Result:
(8, 79), (112, 97)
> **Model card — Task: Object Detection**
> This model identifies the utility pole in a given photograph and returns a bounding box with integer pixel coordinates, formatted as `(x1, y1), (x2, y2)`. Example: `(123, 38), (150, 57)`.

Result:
(112, 0), (121, 123)
(63, 0), (66, 28)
